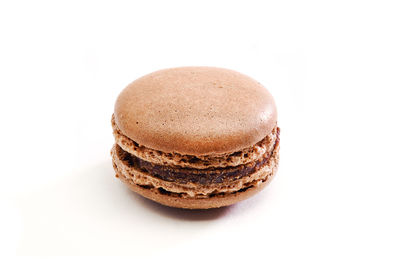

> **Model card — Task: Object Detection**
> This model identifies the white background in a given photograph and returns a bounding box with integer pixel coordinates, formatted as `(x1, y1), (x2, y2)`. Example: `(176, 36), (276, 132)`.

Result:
(1, 0), (399, 267)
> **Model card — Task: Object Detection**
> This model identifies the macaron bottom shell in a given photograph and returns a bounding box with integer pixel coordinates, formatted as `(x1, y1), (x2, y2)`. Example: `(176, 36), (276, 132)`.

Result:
(111, 142), (279, 209)
(113, 165), (277, 209)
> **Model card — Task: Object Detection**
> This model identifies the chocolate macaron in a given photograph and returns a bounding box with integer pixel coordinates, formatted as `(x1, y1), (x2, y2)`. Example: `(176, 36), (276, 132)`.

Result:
(111, 67), (280, 209)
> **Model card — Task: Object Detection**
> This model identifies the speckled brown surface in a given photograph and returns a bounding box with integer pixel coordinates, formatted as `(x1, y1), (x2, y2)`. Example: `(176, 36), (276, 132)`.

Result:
(114, 67), (277, 155)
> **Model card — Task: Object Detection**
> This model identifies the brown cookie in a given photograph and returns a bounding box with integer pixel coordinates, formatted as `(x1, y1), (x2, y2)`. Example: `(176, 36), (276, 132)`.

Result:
(111, 67), (279, 209)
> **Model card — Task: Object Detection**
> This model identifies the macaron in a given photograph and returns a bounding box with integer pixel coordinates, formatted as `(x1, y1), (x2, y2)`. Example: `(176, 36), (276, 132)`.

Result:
(111, 67), (280, 209)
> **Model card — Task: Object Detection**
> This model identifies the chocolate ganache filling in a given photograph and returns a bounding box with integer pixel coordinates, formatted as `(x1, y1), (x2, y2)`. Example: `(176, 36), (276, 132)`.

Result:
(117, 128), (279, 185)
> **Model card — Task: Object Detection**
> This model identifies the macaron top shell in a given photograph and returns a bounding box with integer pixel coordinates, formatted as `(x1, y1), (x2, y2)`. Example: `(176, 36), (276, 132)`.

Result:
(114, 67), (277, 155)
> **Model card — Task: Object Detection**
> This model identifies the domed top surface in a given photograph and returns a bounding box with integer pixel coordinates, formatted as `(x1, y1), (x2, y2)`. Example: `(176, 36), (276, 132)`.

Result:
(114, 67), (277, 155)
